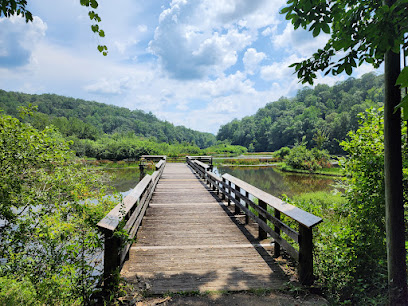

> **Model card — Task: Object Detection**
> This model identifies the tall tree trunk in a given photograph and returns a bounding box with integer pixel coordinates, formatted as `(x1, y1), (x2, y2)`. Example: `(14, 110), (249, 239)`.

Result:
(384, 46), (408, 304)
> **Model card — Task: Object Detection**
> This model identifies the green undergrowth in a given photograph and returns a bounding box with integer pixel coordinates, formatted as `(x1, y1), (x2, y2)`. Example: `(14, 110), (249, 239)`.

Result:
(278, 163), (343, 176)
(285, 190), (388, 304)
(0, 277), (40, 306)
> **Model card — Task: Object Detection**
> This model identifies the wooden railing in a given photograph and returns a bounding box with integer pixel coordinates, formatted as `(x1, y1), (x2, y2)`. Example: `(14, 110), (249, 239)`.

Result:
(186, 157), (322, 285)
(186, 156), (213, 170)
(97, 157), (166, 288)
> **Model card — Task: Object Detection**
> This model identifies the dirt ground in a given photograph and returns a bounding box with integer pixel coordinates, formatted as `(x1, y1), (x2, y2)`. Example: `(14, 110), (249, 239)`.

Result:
(116, 291), (328, 306)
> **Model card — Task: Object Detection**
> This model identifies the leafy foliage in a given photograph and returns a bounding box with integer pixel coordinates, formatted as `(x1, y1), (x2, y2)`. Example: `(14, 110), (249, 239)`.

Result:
(0, 112), (118, 304)
(281, 0), (407, 84)
(283, 140), (331, 171)
(289, 107), (406, 304)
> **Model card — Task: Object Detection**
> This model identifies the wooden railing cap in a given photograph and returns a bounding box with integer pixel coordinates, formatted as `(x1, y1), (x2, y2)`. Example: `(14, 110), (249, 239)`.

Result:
(193, 160), (210, 169)
(222, 173), (322, 228)
(97, 174), (152, 232)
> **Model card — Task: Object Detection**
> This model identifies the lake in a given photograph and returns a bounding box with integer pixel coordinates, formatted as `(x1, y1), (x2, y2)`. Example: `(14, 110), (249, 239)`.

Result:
(105, 165), (339, 199)
(215, 165), (339, 198)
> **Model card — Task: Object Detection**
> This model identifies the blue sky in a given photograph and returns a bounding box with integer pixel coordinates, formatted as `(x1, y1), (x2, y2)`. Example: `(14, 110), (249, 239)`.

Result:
(0, 0), (378, 134)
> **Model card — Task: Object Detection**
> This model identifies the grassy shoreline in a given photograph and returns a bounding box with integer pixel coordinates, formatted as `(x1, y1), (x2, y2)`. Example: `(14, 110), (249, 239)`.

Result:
(277, 163), (344, 177)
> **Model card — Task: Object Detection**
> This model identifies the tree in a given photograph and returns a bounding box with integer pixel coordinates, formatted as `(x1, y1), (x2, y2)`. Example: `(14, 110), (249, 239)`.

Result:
(0, 0), (108, 55)
(281, 0), (407, 303)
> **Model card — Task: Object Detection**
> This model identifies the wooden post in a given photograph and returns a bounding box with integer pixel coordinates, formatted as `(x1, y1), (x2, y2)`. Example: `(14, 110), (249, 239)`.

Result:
(139, 158), (146, 181)
(298, 224), (313, 285)
(234, 184), (241, 215)
(222, 177), (226, 200)
(258, 199), (267, 240)
(227, 181), (231, 206)
(274, 210), (281, 258)
(245, 191), (249, 224)
(103, 230), (121, 291)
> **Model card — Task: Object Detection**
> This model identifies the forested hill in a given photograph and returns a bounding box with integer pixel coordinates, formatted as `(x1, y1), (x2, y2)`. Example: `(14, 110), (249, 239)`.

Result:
(217, 73), (384, 153)
(0, 90), (216, 148)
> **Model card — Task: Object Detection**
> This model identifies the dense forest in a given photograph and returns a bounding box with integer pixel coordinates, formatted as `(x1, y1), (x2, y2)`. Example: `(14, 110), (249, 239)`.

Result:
(0, 90), (216, 149)
(217, 73), (384, 153)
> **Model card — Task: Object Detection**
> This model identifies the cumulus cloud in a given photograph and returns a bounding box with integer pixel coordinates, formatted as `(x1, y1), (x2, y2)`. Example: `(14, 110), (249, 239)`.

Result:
(273, 23), (329, 57)
(0, 16), (47, 68)
(148, 0), (284, 80)
(243, 48), (266, 75)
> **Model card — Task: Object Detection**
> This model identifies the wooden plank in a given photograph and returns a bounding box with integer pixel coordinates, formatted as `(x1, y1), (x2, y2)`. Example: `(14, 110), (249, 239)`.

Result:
(222, 174), (322, 228)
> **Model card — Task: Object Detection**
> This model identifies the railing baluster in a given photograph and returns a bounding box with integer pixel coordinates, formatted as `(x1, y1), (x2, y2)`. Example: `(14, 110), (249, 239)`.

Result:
(258, 199), (268, 240)
(245, 191), (249, 224)
(274, 210), (281, 257)
(234, 184), (241, 215)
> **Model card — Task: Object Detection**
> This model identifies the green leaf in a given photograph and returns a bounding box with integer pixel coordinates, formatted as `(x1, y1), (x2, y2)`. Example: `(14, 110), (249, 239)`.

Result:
(97, 45), (103, 52)
(396, 67), (408, 87)
(99, 30), (105, 38)
(312, 24), (320, 37)
(280, 6), (291, 14)
(345, 65), (352, 75)
(394, 95), (408, 120)
(322, 23), (330, 34)
(91, 24), (99, 33)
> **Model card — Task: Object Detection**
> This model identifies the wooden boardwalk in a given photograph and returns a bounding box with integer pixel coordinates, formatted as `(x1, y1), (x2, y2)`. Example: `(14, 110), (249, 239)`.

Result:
(121, 163), (287, 294)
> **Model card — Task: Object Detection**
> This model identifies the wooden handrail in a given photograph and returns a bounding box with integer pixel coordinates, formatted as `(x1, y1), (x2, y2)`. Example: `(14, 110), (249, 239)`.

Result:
(97, 158), (166, 289)
(187, 158), (322, 285)
(186, 156), (213, 167)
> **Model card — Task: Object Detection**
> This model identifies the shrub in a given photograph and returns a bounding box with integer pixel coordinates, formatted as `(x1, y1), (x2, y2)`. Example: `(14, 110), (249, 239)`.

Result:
(284, 143), (330, 171)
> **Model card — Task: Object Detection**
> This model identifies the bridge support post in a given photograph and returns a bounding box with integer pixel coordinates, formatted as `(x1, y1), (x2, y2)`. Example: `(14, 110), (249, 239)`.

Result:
(258, 199), (267, 240)
(102, 230), (121, 292)
(298, 224), (314, 285)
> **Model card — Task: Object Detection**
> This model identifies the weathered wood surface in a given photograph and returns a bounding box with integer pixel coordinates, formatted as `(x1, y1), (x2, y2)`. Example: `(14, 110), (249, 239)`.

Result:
(121, 163), (287, 294)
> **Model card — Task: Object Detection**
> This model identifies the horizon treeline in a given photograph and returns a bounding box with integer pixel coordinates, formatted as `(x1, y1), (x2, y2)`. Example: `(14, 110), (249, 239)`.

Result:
(217, 72), (384, 154)
(0, 90), (216, 149)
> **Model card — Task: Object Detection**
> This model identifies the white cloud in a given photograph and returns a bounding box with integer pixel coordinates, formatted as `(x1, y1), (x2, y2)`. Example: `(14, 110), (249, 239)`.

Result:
(260, 54), (304, 81)
(273, 23), (329, 57)
(0, 16), (47, 68)
(148, 0), (284, 80)
(243, 48), (266, 75)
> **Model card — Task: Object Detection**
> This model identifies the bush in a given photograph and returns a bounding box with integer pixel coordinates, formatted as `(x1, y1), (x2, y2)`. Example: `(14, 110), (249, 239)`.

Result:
(284, 143), (331, 171)
(273, 146), (290, 160)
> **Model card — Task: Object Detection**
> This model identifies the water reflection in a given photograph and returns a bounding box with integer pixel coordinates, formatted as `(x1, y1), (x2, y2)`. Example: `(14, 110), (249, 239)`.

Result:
(104, 168), (140, 195)
(215, 166), (337, 198)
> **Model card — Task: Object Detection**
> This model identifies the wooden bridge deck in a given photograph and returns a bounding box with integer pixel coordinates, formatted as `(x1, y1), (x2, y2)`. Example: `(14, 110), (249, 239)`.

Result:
(121, 163), (287, 294)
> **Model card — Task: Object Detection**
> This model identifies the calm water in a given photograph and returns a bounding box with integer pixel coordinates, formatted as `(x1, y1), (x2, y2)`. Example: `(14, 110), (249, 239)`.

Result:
(105, 165), (338, 198)
(104, 167), (141, 195)
(215, 166), (338, 198)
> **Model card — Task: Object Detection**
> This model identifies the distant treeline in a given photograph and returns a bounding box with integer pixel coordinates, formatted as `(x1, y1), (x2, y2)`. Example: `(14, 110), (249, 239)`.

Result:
(0, 90), (216, 149)
(216, 73), (384, 153)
